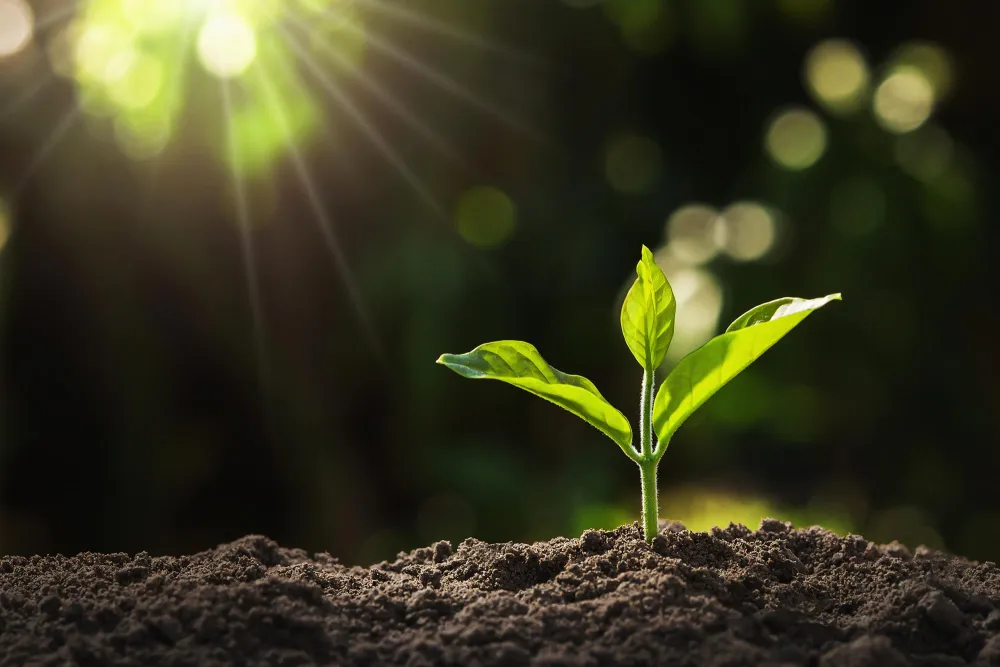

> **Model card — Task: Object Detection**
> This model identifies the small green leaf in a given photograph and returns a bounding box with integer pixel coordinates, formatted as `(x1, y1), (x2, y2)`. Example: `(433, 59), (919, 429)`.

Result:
(620, 245), (676, 371)
(651, 293), (841, 452)
(437, 341), (634, 454)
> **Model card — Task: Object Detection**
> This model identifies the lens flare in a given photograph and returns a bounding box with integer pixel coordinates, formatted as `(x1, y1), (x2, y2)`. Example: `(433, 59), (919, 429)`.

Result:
(765, 107), (827, 170)
(0, 0), (34, 59)
(197, 13), (258, 79)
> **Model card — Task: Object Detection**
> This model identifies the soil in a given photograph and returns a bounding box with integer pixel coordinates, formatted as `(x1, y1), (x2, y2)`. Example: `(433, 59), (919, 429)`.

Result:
(1, 520), (999, 667)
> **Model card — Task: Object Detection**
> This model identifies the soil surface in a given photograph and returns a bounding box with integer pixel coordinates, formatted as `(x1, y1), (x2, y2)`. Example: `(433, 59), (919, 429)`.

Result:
(1, 520), (999, 666)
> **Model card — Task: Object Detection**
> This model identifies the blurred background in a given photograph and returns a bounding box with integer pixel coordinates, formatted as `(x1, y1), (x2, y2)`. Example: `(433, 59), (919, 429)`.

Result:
(0, 0), (997, 565)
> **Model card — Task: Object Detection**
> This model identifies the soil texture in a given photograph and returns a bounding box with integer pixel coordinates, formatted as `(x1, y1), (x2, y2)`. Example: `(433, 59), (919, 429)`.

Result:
(1, 519), (999, 666)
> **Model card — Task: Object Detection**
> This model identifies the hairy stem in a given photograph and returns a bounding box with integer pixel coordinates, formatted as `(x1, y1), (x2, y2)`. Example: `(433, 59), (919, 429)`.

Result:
(638, 368), (658, 542)
(639, 460), (658, 543)
(639, 369), (654, 459)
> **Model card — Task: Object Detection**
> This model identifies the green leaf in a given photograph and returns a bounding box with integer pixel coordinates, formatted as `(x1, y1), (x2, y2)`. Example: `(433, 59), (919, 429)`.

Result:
(437, 341), (634, 454)
(651, 294), (841, 452)
(620, 245), (676, 371)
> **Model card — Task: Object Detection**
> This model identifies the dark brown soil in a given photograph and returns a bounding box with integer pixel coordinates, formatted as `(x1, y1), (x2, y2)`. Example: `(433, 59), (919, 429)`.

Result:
(2, 520), (999, 666)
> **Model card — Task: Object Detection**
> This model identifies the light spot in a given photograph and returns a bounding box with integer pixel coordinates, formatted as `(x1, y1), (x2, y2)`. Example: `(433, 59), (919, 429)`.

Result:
(0, 198), (10, 252)
(74, 24), (134, 82)
(454, 186), (517, 248)
(0, 0), (34, 59)
(197, 13), (258, 79)
(661, 265), (723, 362)
(716, 201), (777, 261)
(765, 107), (827, 170)
(605, 134), (662, 194)
(889, 41), (954, 100)
(665, 204), (721, 265)
(105, 50), (164, 110)
(873, 67), (934, 134)
(804, 39), (869, 113)
(895, 124), (953, 182)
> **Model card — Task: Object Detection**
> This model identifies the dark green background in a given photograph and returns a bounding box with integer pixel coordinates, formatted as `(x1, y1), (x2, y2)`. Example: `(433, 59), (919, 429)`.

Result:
(1, 0), (998, 564)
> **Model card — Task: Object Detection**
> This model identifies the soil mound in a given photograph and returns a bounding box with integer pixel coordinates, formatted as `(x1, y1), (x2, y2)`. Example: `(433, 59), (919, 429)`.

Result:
(1, 520), (998, 666)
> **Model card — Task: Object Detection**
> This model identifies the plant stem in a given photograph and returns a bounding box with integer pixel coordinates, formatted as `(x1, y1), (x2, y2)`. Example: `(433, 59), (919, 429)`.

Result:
(638, 368), (658, 543)
(639, 369), (654, 459)
(639, 460), (658, 543)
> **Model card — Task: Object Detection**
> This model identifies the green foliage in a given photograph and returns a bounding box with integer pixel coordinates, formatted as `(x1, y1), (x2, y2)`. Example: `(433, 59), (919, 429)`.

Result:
(651, 294), (841, 455)
(436, 341), (633, 454)
(621, 246), (676, 371)
(438, 246), (840, 541)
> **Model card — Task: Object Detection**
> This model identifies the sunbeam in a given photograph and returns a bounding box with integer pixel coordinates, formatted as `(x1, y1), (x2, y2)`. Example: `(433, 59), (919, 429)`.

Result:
(221, 77), (270, 400)
(0, 73), (55, 121)
(252, 60), (390, 373)
(277, 23), (446, 216)
(318, 8), (541, 139)
(355, 0), (548, 68)
(284, 12), (464, 168)
(14, 103), (81, 194)
(32, 2), (78, 33)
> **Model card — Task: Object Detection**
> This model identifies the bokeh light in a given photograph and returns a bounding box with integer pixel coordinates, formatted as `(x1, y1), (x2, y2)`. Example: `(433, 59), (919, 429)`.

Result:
(889, 41), (954, 101)
(803, 39), (869, 114)
(604, 134), (662, 194)
(650, 248), (724, 363)
(895, 124), (954, 183)
(197, 13), (258, 79)
(716, 201), (778, 261)
(454, 186), (517, 248)
(664, 204), (720, 265)
(0, 198), (10, 252)
(0, 0), (33, 59)
(873, 67), (934, 134)
(47, 0), (373, 171)
(764, 107), (827, 170)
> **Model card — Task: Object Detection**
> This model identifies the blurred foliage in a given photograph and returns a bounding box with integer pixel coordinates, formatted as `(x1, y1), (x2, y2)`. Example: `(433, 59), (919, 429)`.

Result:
(0, 0), (998, 565)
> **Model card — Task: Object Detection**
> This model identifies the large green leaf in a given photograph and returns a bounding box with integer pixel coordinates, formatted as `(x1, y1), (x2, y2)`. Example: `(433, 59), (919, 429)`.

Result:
(437, 341), (634, 454)
(621, 245), (676, 371)
(651, 294), (841, 452)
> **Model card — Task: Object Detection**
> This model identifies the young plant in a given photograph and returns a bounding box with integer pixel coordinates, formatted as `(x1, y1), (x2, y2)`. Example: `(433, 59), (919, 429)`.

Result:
(437, 246), (840, 543)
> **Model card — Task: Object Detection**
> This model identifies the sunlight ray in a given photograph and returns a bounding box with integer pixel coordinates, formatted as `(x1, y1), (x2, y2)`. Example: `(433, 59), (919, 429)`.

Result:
(142, 14), (197, 189)
(320, 10), (541, 139)
(222, 78), (271, 398)
(33, 2), (78, 33)
(284, 13), (464, 168)
(252, 61), (390, 372)
(277, 24), (446, 216)
(0, 73), (55, 121)
(354, 0), (548, 68)
(14, 102), (80, 194)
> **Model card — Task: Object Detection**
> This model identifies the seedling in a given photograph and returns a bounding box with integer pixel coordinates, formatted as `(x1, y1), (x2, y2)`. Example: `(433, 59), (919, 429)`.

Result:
(437, 246), (840, 543)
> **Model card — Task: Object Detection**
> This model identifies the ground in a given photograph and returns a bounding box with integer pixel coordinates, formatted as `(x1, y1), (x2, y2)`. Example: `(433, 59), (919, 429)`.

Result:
(1, 519), (999, 666)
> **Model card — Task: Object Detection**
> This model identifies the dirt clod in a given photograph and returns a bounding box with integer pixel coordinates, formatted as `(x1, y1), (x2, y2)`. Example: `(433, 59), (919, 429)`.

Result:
(1, 520), (998, 666)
